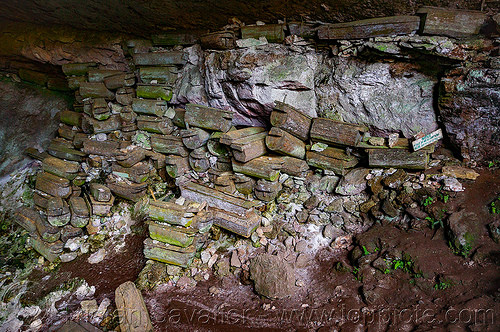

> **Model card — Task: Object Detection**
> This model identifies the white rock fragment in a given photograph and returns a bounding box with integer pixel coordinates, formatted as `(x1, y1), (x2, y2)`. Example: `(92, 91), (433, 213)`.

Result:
(88, 248), (106, 264)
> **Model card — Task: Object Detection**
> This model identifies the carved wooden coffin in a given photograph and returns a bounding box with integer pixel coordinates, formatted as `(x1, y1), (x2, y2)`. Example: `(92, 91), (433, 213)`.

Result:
(137, 115), (173, 135)
(60, 110), (82, 127)
(241, 24), (286, 43)
(148, 222), (195, 248)
(92, 98), (111, 120)
(79, 82), (115, 100)
(47, 138), (86, 162)
(89, 183), (112, 202)
(165, 155), (191, 178)
(310, 118), (367, 147)
(181, 127), (210, 149)
(112, 162), (151, 183)
(143, 238), (196, 268)
(271, 101), (311, 141)
(254, 179), (282, 202)
(82, 139), (120, 157)
(35, 172), (72, 199)
(266, 127), (306, 159)
(317, 16), (420, 40)
(368, 149), (428, 170)
(115, 281), (154, 332)
(116, 146), (147, 168)
(103, 73), (135, 90)
(220, 127), (266, 146)
(138, 67), (178, 85)
(184, 104), (233, 132)
(62, 62), (97, 76)
(150, 134), (189, 157)
(281, 156), (310, 177)
(30, 235), (63, 262)
(66, 76), (86, 90)
(92, 114), (121, 134)
(133, 51), (185, 66)
(232, 156), (282, 181)
(211, 208), (261, 238)
(200, 31), (236, 50)
(132, 98), (168, 117)
(214, 173), (236, 194)
(306, 147), (359, 175)
(68, 196), (90, 228)
(116, 87), (135, 105)
(230, 131), (268, 163)
(172, 108), (186, 128)
(417, 7), (487, 38)
(106, 175), (148, 202)
(234, 173), (256, 195)
(46, 197), (71, 226)
(152, 32), (202, 45)
(88, 69), (122, 82)
(42, 156), (80, 180)
(87, 193), (115, 216)
(143, 199), (202, 227)
(58, 124), (78, 141)
(136, 84), (173, 101)
(189, 147), (210, 173)
(207, 132), (231, 157)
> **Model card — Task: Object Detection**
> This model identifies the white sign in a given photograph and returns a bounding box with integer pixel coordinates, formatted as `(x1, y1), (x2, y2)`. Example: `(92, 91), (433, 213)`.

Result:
(412, 129), (443, 151)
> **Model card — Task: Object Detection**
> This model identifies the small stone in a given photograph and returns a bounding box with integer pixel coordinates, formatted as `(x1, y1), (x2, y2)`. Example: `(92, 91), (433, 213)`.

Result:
(93, 298), (111, 322)
(336, 168), (370, 196)
(295, 279), (305, 287)
(368, 137), (385, 146)
(208, 253), (218, 268)
(295, 210), (309, 223)
(279, 173), (289, 183)
(209, 286), (221, 295)
(60, 252), (78, 263)
(65, 237), (83, 252)
(442, 166), (479, 180)
(443, 177), (463, 192)
(261, 217), (271, 227)
(88, 248), (106, 264)
(236, 37), (268, 48)
(231, 251), (241, 268)
(311, 142), (328, 152)
(29, 319), (42, 330)
(167, 265), (182, 276)
(388, 133), (399, 147)
(80, 243), (90, 254)
(201, 250), (211, 264)
(295, 253), (310, 268)
(81, 299), (98, 315)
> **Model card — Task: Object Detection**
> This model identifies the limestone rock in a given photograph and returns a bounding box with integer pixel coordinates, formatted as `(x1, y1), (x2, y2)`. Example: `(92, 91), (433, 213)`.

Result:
(249, 254), (295, 299)
(442, 166), (480, 180)
(447, 211), (480, 256)
(335, 168), (370, 196)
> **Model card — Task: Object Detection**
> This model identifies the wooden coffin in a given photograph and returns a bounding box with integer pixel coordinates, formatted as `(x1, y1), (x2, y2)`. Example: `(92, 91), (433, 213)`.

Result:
(417, 7), (487, 38)
(150, 134), (189, 157)
(368, 149), (428, 170)
(306, 147), (359, 175)
(310, 118), (367, 147)
(60, 110), (82, 127)
(62, 62), (97, 76)
(79, 82), (115, 100)
(132, 98), (168, 117)
(152, 32), (202, 46)
(241, 24), (286, 43)
(82, 139), (120, 157)
(232, 156), (282, 181)
(317, 16), (420, 40)
(136, 84), (173, 101)
(104, 73), (135, 90)
(200, 31), (236, 50)
(42, 156), (80, 180)
(165, 155), (191, 178)
(147, 222), (195, 248)
(266, 127), (306, 159)
(69, 196), (90, 228)
(281, 156), (310, 177)
(211, 208), (261, 238)
(137, 115), (174, 135)
(116, 87), (135, 105)
(92, 115), (121, 134)
(180, 127), (210, 149)
(220, 127), (266, 146)
(89, 183), (112, 202)
(172, 108), (186, 128)
(254, 179), (282, 202)
(138, 67), (178, 85)
(271, 101), (311, 141)
(184, 104), (233, 132)
(47, 138), (86, 162)
(115, 281), (154, 332)
(35, 172), (72, 199)
(92, 98), (111, 120)
(133, 51), (185, 66)
(112, 162), (151, 183)
(188, 147), (210, 173)
(88, 69), (122, 83)
(143, 238), (196, 268)
(230, 131), (268, 163)
(106, 176), (148, 202)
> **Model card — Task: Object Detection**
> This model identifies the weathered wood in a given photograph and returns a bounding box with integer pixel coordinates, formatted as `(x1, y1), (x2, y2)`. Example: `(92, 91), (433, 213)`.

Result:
(112, 162), (150, 183)
(60, 224), (83, 242)
(33, 190), (54, 210)
(137, 115), (173, 135)
(47, 77), (70, 91)
(104, 73), (135, 90)
(318, 16), (420, 40)
(201, 31), (236, 50)
(152, 32), (202, 45)
(150, 134), (189, 156)
(106, 176), (148, 202)
(357, 136), (436, 153)
(231, 132), (268, 163)
(42, 157), (80, 180)
(271, 101), (311, 141)
(306, 147), (359, 175)
(417, 7), (487, 38)
(19, 68), (48, 85)
(15, 208), (60, 242)
(90, 183), (112, 202)
(181, 182), (259, 217)
(79, 82), (115, 100)
(214, 173), (236, 194)
(368, 149), (428, 169)
(47, 138), (86, 162)
(116, 146), (146, 168)
(281, 156), (310, 177)
(92, 98), (111, 120)
(58, 124), (77, 141)
(214, 155), (233, 172)
(92, 115), (121, 134)
(88, 69), (122, 83)
(165, 155), (191, 178)
(35, 172), (72, 198)
(116, 87), (135, 105)
(234, 173), (256, 195)
(25, 147), (49, 161)
(181, 127), (211, 149)
(143, 200), (196, 227)
(46, 197), (71, 226)
(207, 132), (231, 157)
(143, 238), (196, 267)
(220, 127), (266, 146)
(67, 76), (86, 90)
(310, 118), (366, 147)
(232, 156), (282, 181)
(62, 62), (97, 76)
(148, 223), (195, 248)
(138, 67), (178, 85)
(133, 52), (185, 66)
(255, 179), (282, 202)
(83, 139), (120, 156)
(136, 84), (173, 101)
(288, 22), (318, 39)
(132, 98), (168, 116)
(59, 110), (82, 127)
(184, 104), (233, 132)
(189, 147), (210, 172)
(115, 281), (153, 332)
(30, 235), (63, 262)
(69, 196), (90, 228)
(211, 208), (261, 238)
(172, 108), (186, 128)
(125, 39), (153, 54)
(87, 193), (115, 216)
(266, 127), (306, 159)
(241, 24), (286, 43)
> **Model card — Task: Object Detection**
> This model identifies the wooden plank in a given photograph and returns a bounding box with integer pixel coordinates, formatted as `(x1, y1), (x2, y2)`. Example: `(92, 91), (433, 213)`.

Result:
(82, 139), (120, 156)
(231, 132), (268, 163)
(138, 67), (178, 85)
(181, 182), (259, 216)
(148, 223), (194, 248)
(88, 69), (122, 83)
(79, 82), (115, 100)
(143, 238), (196, 267)
(137, 115), (173, 135)
(232, 156), (282, 181)
(310, 118), (366, 147)
(368, 149), (428, 169)
(417, 7), (487, 38)
(220, 127), (266, 146)
(184, 104), (233, 132)
(211, 208), (261, 238)
(60, 110), (82, 127)
(150, 134), (189, 156)
(266, 127), (306, 159)
(19, 69), (48, 85)
(200, 31), (236, 50)
(306, 147), (359, 175)
(132, 98), (168, 117)
(270, 101), (311, 141)
(317, 16), (420, 40)
(133, 52), (185, 66)
(136, 84), (173, 101)
(47, 139), (86, 162)
(115, 281), (153, 332)
(241, 24), (286, 43)
(288, 22), (317, 39)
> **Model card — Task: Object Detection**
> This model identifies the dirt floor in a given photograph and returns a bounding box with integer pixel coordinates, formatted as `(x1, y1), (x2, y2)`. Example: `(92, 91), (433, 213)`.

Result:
(16, 168), (500, 331)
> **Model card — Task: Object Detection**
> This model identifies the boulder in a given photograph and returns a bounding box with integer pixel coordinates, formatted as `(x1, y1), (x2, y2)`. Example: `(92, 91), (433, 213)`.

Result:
(249, 254), (295, 299)
(447, 211), (480, 257)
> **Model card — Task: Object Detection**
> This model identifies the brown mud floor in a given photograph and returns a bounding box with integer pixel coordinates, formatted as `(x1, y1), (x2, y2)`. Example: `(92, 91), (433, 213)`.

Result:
(24, 169), (500, 331)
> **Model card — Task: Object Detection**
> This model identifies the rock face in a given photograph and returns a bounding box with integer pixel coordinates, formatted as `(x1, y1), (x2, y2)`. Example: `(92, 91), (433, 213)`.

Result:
(317, 58), (438, 138)
(249, 254), (295, 299)
(439, 66), (500, 162)
(0, 80), (68, 177)
(204, 45), (321, 126)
